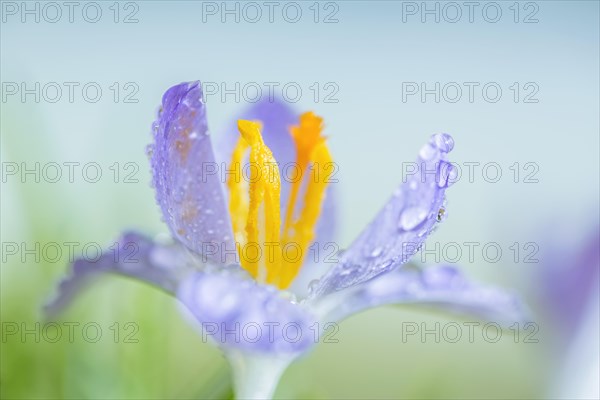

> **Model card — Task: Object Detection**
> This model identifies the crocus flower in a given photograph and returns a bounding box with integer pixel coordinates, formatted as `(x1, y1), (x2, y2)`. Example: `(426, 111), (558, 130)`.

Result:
(47, 81), (527, 399)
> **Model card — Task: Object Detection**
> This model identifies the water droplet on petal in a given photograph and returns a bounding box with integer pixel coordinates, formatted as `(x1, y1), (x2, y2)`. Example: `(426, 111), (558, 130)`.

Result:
(339, 263), (352, 276)
(145, 144), (154, 158)
(398, 206), (428, 231)
(431, 133), (454, 153)
(379, 259), (394, 271)
(369, 246), (383, 258)
(437, 160), (458, 188)
(308, 279), (320, 294)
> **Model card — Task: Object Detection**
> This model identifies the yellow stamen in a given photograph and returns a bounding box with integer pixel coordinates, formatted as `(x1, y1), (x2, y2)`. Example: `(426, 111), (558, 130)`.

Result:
(280, 140), (333, 288)
(226, 114), (332, 289)
(236, 120), (282, 282)
(283, 112), (325, 237)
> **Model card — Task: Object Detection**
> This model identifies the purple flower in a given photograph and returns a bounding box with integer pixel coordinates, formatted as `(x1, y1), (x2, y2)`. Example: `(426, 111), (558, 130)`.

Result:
(47, 81), (527, 399)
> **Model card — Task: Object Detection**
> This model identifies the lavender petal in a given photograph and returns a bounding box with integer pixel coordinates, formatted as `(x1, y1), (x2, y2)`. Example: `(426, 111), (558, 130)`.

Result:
(312, 134), (455, 297)
(45, 231), (194, 317)
(540, 228), (600, 342)
(314, 264), (529, 327)
(178, 271), (317, 353)
(149, 81), (235, 264)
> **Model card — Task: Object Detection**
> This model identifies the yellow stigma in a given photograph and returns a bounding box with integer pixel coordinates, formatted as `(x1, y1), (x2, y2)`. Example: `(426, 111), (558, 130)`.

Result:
(227, 113), (332, 289)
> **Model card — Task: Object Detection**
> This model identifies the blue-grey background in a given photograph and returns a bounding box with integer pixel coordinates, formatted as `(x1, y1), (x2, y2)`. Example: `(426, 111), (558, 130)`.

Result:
(2, 1), (599, 398)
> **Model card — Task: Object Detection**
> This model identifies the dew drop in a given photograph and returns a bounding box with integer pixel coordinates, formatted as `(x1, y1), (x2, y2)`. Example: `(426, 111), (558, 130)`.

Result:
(145, 144), (154, 158)
(431, 133), (454, 153)
(437, 160), (458, 188)
(379, 259), (394, 270)
(339, 263), (352, 276)
(398, 206), (428, 231)
(308, 279), (320, 294)
(369, 246), (383, 259)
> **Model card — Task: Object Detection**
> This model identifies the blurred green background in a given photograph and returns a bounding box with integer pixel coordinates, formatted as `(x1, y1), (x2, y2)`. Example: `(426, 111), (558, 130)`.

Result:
(1, 1), (598, 399)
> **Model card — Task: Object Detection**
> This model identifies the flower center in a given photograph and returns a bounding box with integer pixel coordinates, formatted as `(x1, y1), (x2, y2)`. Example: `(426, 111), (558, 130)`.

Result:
(226, 112), (333, 289)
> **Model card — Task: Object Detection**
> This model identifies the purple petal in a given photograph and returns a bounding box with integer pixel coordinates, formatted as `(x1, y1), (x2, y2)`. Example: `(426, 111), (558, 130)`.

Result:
(178, 271), (317, 353)
(312, 134), (456, 297)
(541, 228), (600, 341)
(316, 265), (529, 326)
(45, 231), (194, 317)
(149, 81), (235, 264)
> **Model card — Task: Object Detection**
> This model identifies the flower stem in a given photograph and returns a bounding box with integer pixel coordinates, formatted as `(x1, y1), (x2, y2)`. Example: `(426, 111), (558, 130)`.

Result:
(226, 350), (294, 400)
